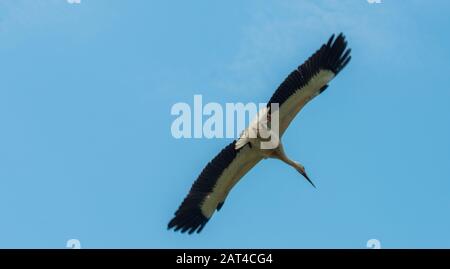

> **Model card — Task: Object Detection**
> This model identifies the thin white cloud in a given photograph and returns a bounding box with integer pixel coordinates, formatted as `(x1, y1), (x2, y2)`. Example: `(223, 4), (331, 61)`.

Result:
(0, 1), (56, 30)
(215, 0), (412, 95)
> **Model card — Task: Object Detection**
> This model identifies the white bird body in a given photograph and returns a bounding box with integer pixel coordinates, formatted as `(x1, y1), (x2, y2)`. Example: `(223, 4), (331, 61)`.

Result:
(168, 34), (351, 234)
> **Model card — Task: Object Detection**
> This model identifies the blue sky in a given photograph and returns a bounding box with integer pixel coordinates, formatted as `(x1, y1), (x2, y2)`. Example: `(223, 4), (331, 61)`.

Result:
(1, 0), (450, 248)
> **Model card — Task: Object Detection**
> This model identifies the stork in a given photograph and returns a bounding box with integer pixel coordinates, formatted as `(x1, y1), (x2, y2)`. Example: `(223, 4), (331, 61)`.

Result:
(168, 33), (351, 234)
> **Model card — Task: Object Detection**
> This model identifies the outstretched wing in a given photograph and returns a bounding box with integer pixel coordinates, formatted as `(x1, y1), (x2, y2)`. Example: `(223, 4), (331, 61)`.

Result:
(267, 33), (351, 136)
(168, 141), (262, 234)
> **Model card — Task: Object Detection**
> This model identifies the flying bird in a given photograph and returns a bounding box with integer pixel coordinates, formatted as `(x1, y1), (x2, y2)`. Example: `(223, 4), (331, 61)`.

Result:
(168, 33), (351, 234)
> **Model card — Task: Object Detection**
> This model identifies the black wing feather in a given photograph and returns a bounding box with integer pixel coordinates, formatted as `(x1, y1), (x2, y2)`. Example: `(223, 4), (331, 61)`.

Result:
(168, 141), (242, 234)
(267, 33), (351, 107)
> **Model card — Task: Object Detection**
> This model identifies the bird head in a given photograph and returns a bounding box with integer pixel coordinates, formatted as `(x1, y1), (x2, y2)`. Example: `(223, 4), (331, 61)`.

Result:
(296, 163), (316, 188)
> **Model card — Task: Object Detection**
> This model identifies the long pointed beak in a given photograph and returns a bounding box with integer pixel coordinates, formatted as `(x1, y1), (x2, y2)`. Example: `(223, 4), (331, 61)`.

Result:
(300, 170), (316, 188)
